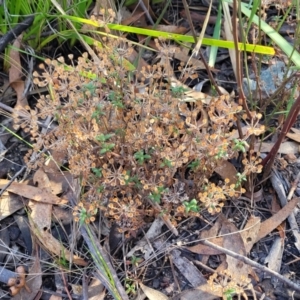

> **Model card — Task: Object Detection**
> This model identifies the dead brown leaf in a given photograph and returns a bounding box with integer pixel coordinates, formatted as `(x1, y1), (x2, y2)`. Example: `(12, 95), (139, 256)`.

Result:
(286, 132), (300, 143)
(264, 237), (284, 273)
(0, 180), (68, 205)
(45, 171), (74, 195)
(30, 223), (87, 266)
(0, 191), (24, 221)
(28, 169), (87, 266)
(240, 215), (261, 254)
(187, 214), (223, 262)
(214, 160), (238, 185)
(44, 149), (68, 173)
(29, 169), (53, 231)
(219, 214), (253, 279)
(9, 36), (28, 108)
(271, 193), (286, 239)
(180, 10), (218, 24)
(256, 197), (299, 242)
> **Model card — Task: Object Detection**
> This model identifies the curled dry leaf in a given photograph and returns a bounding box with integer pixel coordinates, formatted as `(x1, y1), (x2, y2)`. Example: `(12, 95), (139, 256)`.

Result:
(170, 77), (212, 105)
(121, 10), (145, 26)
(174, 51), (205, 69)
(30, 222), (88, 266)
(28, 169), (87, 266)
(127, 218), (164, 258)
(244, 185), (264, 203)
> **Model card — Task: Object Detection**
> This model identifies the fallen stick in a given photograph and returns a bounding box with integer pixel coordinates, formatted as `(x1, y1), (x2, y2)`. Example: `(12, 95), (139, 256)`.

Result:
(201, 239), (300, 293)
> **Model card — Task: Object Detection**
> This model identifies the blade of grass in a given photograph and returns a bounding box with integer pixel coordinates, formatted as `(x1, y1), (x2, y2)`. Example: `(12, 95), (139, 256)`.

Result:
(107, 23), (275, 54)
(245, 0), (260, 35)
(59, 15), (275, 55)
(208, 1), (222, 67)
(80, 224), (129, 300)
(193, 0), (213, 55)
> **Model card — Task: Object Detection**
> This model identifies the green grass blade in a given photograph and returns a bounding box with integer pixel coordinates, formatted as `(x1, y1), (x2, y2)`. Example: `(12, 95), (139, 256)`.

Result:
(245, 0), (260, 35)
(59, 15), (275, 55)
(107, 23), (275, 55)
(208, 1), (222, 67)
(0, 5), (7, 34)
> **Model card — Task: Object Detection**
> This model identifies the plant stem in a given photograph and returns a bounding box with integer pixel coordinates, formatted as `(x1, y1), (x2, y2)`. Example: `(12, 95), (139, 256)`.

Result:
(262, 93), (300, 179)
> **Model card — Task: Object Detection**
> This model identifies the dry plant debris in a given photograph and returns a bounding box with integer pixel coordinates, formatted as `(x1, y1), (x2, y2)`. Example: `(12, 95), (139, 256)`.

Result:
(0, 1), (300, 299)
(20, 36), (264, 236)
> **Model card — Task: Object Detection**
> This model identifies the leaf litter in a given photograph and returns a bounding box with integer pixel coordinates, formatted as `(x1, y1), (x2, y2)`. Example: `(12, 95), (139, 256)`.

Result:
(1, 1), (300, 299)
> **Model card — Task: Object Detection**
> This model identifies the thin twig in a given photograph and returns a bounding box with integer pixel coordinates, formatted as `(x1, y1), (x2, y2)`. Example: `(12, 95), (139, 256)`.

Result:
(60, 269), (73, 300)
(81, 268), (89, 300)
(137, 0), (154, 25)
(201, 239), (300, 293)
(232, 0), (252, 119)
(168, 254), (181, 292)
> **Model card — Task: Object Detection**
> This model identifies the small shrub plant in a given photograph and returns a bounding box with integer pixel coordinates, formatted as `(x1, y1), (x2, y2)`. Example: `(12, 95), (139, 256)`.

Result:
(19, 36), (264, 233)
